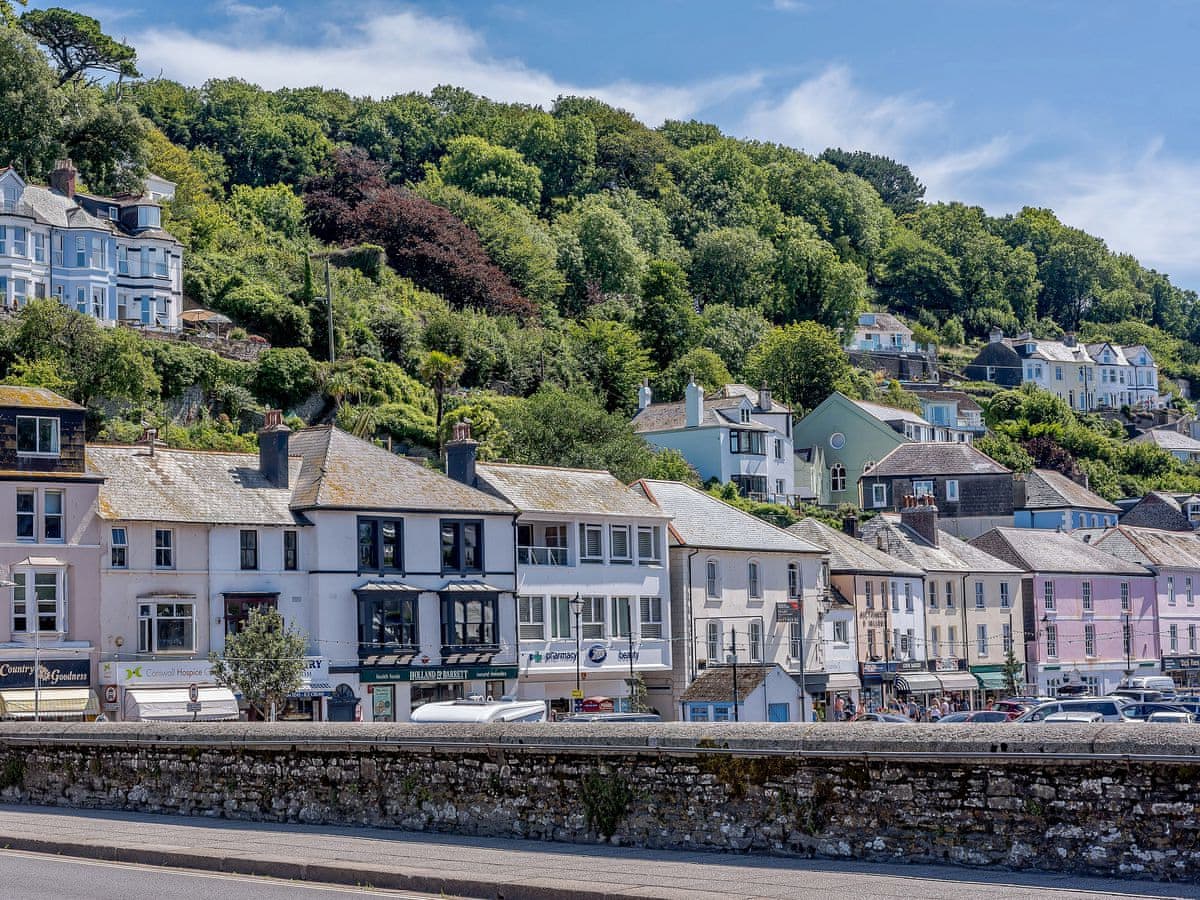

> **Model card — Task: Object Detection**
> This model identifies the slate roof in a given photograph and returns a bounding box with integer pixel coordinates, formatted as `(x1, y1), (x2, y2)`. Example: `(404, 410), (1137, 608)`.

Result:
(1086, 343), (1130, 366)
(1133, 429), (1200, 453)
(1120, 492), (1194, 532)
(680, 665), (773, 702)
(969, 527), (1149, 575)
(0, 169), (178, 242)
(0, 386), (83, 410)
(1093, 526), (1200, 569)
(1020, 469), (1119, 512)
(858, 515), (1020, 575)
(910, 390), (983, 413)
(474, 463), (667, 518)
(632, 397), (772, 433)
(856, 312), (911, 334)
(289, 426), (514, 514)
(866, 442), (1011, 478)
(634, 480), (823, 553)
(787, 518), (924, 576)
(1023, 340), (1092, 363)
(714, 383), (791, 414)
(88, 445), (301, 525)
(851, 400), (930, 427)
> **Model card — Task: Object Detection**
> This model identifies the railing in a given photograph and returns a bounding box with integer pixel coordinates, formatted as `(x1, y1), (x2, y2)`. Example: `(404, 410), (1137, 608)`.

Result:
(518, 546), (569, 566)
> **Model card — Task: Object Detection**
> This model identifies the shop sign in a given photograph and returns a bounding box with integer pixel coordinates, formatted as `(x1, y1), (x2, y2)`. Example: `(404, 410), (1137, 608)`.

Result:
(100, 659), (214, 687)
(861, 661), (895, 676)
(1162, 656), (1200, 672)
(525, 644), (667, 670)
(359, 665), (519, 683)
(932, 658), (965, 672)
(0, 658), (90, 689)
(372, 684), (394, 720)
(296, 657), (333, 697)
(897, 660), (925, 673)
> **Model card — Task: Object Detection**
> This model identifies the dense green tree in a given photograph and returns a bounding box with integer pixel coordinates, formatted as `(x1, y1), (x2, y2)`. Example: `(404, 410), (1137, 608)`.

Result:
(501, 384), (653, 483)
(772, 217), (866, 330)
(253, 347), (318, 409)
(635, 259), (699, 365)
(699, 303), (770, 376)
(645, 447), (701, 484)
(1039, 227), (1111, 330)
(20, 6), (138, 85)
(877, 227), (962, 319)
(0, 25), (65, 178)
(209, 607), (307, 721)
(746, 321), (850, 413)
(655, 347), (732, 401)
(689, 226), (776, 308)
(568, 317), (652, 413)
(556, 196), (646, 302)
(437, 134), (542, 210)
(819, 148), (925, 215)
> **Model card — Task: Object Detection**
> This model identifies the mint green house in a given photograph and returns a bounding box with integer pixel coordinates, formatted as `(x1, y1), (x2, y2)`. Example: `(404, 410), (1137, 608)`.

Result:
(791, 392), (920, 507)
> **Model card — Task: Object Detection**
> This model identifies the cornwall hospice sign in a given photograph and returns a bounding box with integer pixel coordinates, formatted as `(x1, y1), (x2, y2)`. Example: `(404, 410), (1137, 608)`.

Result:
(0, 658), (90, 689)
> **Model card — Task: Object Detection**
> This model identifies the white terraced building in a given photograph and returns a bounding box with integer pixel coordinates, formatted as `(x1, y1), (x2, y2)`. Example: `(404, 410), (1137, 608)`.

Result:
(0, 160), (182, 330)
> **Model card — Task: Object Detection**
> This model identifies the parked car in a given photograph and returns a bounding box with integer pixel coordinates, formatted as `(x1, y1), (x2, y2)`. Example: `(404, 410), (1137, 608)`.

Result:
(1119, 676), (1177, 694)
(410, 699), (548, 723)
(937, 712), (971, 723)
(852, 712), (912, 723)
(1014, 698), (1132, 723)
(561, 713), (662, 723)
(1147, 711), (1197, 724)
(1043, 711), (1106, 723)
(1119, 702), (1189, 722)
(936, 711), (1010, 724)
(991, 701), (1033, 719)
(1109, 689), (1168, 704)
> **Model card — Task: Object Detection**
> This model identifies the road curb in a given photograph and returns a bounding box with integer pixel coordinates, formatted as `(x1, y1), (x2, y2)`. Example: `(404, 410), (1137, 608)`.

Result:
(0, 833), (642, 900)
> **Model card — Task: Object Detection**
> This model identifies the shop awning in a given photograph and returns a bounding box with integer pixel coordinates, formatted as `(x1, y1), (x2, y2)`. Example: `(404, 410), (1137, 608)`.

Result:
(124, 687), (239, 722)
(936, 671), (980, 692)
(826, 673), (862, 691)
(894, 672), (942, 694)
(974, 670), (1010, 691)
(0, 689), (98, 719)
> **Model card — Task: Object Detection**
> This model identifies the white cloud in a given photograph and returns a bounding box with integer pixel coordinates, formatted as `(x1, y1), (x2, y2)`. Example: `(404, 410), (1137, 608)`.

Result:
(914, 136), (1019, 201)
(770, 0), (810, 12)
(131, 10), (761, 125)
(218, 1), (284, 20)
(1019, 140), (1200, 280)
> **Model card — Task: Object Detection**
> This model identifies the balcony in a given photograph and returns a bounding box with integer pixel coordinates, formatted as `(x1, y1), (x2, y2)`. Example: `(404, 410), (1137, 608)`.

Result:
(518, 546), (569, 566)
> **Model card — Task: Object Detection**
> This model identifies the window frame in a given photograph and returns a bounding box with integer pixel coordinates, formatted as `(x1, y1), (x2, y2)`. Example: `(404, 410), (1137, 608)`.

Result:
(239, 529), (259, 571)
(110, 526), (128, 569)
(358, 592), (420, 653)
(10, 567), (66, 635)
(747, 561), (762, 599)
(137, 600), (196, 654)
(15, 415), (60, 457)
(912, 479), (933, 497)
(1084, 623), (1096, 657)
(579, 595), (605, 640)
(1043, 580), (1055, 611)
(639, 596), (663, 639)
(830, 464), (846, 493)
(357, 516), (403, 573)
(832, 619), (849, 645)
(974, 581), (985, 609)
(946, 479), (959, 502)
(154, 528), (174, 569)
(1000, 582), (1010, 609)
(707, 619), (721, 662)
(517, 595), (545, 641)
(580, 523), (604, 563)
(748, 620), (763, 662)
(705, 559), (719, 598)
(977, 623), (988, 657)
(608, 524), (632, 564)
(15, 490), (34, 542)
(871, 483), (887, 507)
(1082, 580), (1093, 611)
(440, 593), (499, 650)
(636, 525), (661, 566)
(1046, 623), (1058, 658)
(283, 530), (299, 571)
(440, 519), (484, 574)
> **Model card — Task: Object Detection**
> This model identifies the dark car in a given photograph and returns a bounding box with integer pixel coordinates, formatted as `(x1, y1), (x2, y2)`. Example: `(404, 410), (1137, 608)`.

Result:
(936, 710), (1010, 723)
(1119, 702), (1189, 722)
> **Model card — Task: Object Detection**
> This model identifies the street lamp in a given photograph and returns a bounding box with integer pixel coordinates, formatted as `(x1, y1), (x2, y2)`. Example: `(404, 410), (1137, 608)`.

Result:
(1123, 612), (1133, 678)
(569, 594), (584, 711)
(726, 626), (740, 722)
(625, 596), (637, 713)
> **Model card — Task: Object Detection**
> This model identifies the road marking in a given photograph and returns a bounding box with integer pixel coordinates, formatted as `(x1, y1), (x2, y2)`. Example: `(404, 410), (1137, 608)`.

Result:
(0, 848), (434, 897)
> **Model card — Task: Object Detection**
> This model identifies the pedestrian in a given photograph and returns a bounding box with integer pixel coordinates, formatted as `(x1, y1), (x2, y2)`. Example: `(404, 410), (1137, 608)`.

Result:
(930, 705), (942, 722)
(940, 697), (950, 718)
(845, 697), (856, 718)
(834, 694), (845, 722)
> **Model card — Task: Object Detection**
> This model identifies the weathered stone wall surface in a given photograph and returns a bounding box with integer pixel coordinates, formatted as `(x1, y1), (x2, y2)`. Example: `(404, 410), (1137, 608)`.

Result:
(1, 722), (1199, 882)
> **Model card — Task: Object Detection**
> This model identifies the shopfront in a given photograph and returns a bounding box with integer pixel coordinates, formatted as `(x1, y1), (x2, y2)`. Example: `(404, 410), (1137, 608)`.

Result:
(99, 659), (238, 722)
(972, 663), (1016, 700)
(802, 672), (862, 720)
(860, 661), (893, 711)
(359, 664), (519, 722)
(0, 656), (98, 720)
(1162, 655), (1200, 688)
(280, 657), (334, 721)
(931, 659), (980, 707)
(517, 642), (673, 720)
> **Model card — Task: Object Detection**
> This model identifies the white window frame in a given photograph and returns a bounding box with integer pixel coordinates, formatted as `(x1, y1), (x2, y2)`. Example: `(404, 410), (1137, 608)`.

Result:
(610, 596), (632, 639)
(872, 483), (886, 507)
(1000, 582), (1010, 609)
(580, 524), (603, 563)
(154, 527), (174, 569)
(946, 479), (959, 502)
(10, 567), (66, 635)
(1043, 580), (1055, 611)
(550, 595), (572, 640)
(1084, 623), (1096, 657)
(912, 480), (933, 497)
(1003, 622), (1013, 654)
(137, 600), (196, 653)
(636, 526), (661, 566)
(706, 620), (721, 662)
(748, 620), (763, 662)
(830, 464), (846, 493)
(974, 581), (985, 609)
(15, 489), (34, 542)
(110, 526), (128, 569)
(639, 596), (662, 639)
(930, 626), (940, 658)
(580, 595), (605, 640)
(1169, 623), (1179, 653)
(1082, 581), (1093, 611)
(977, 623), (988, 657)
(609, 525), (632, 564)
(832, 619), (849, 645)
(15, 415), (60, 457)
(1168, 576), (1176, 606)
(706, 559), (719, 598)
(747, 561), (762, 599)
(518, 595), (545, 641)
(1046, 624), (1058, 658)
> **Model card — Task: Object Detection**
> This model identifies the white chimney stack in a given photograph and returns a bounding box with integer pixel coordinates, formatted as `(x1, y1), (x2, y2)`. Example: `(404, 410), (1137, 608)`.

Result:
(685, 378), (704, 428)
(638, 378), (652, 411)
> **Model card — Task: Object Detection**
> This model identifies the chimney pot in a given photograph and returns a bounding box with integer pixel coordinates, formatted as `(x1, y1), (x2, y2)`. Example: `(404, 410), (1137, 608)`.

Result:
(901, 493), (939, 546)
(637, 378), (652, 411)
(49, 158), (77, 199)
(445, 418), (479, 487)
(758, 381), (771, 412)
(685, 378), (704, 428)
(842, 514), (858, 537)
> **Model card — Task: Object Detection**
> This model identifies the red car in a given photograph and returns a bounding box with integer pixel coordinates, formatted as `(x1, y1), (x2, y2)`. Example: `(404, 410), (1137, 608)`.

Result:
(991, 701), (1031, 720)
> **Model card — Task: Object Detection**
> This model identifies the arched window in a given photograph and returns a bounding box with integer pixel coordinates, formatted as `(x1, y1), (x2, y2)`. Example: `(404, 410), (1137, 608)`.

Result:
(830, 464), (846, 493)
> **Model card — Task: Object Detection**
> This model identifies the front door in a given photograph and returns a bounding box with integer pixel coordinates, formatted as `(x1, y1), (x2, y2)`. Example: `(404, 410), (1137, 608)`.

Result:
(768, 702), (790, 722)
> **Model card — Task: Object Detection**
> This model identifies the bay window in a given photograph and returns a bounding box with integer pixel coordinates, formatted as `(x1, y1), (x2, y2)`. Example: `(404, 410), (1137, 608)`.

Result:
(358, 591), (419, 653)
(440, 594), (498, 648)
(11, 568), (65, 634)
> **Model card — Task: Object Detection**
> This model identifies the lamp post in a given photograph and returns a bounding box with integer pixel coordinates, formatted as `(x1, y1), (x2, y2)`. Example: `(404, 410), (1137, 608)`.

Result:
(569, 594), (584, 711)
(1123, 612), (1133, 678)
(726, 627), (740, 722)
(625, 595), (637, 713)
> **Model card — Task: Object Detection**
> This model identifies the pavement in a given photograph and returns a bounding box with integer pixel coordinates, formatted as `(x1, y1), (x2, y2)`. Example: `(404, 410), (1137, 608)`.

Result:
(0, 805), (1197, 900)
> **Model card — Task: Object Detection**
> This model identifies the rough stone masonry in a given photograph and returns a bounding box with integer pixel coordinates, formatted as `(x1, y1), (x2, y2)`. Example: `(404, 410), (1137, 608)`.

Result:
(1, 722), (1199, 883)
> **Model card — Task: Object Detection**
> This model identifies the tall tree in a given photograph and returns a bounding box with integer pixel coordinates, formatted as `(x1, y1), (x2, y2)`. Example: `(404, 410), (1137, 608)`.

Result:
(746, 321), (850, 413)
(635, 259), (699, 365)
(819, 148), (925, 215)
(209, 607), (307, 722)
(419, 350), (465, 448)
(20, 7), (138, 85)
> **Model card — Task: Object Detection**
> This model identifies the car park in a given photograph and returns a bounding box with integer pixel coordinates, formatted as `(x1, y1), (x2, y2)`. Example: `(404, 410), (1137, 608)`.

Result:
(1014, 698), (1132, 723)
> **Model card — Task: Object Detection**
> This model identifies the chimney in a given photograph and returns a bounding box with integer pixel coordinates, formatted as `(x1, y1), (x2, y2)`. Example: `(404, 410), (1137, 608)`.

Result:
(842, 514), (858, 537)
(258, 409), (292, 488)
(758, 382), (771, 412)
(901, 492), (939, 547)
(638, 378), (652, 411)
(1063, 331), (1077, 348)
(685, 378), (704, 428)
(1013, 474), (1027, 509)
(140, 426), (159, 457)
(445, 419), (478, 487)
(49, 159), (77, 199)
(989, 327), (1003, 344)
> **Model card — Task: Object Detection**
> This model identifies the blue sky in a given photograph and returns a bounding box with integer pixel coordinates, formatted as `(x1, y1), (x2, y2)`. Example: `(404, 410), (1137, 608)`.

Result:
(55, 0), (1200, 289)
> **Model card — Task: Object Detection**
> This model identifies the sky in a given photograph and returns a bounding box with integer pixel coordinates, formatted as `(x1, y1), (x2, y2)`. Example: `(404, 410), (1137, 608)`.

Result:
(49, 0), (1200, 290)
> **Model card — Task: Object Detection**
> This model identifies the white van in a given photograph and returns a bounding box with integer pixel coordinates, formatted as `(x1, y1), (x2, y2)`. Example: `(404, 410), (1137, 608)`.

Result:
(1119, 676), (1176, 694)
(409, 698), (548, 724)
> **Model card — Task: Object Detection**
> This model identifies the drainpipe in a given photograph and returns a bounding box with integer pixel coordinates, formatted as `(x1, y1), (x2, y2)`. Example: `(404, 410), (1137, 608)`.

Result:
(961, 572), (969, 702)
(685, 548), (699, 683)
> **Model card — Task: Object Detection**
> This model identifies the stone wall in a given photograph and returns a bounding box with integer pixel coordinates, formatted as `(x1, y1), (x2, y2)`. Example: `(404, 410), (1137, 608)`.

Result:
(1, 722), (1199, 882)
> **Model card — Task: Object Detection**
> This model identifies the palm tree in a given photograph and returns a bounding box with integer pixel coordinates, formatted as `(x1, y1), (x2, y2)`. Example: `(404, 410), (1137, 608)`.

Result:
(419, 350), (464, 452)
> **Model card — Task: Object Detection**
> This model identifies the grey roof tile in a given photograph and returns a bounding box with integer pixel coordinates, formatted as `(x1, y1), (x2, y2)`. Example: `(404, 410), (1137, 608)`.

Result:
(850, 400), (930, 427)
(635, 480), (822, 553)
(1133, 429), (1200, 452)
(866, 442), (1010, 478)
(858, 515), (1021, 574)
(475, 463), (668, 518)
(1020, 469), (1119, 512)
(1094, 526), (1200, 569)
(289, 426), (514, 514)
(787, 518), (924, 576)
(680, 665), (772, 702)
(968, 527), (1149, 575)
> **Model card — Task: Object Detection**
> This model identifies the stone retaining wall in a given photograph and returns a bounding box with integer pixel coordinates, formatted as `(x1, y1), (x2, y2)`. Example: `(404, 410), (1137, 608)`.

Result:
(1, 722), (1198, 881)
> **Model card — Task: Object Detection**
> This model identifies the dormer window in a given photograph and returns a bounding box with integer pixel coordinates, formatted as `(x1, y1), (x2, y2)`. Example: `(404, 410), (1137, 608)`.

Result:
(136, 206), (161, 229)
(108, 207), (118, 221)
(739, 407), (750, 424)
(1025, 343), (1036, 353)
(16, 415), (60, 456)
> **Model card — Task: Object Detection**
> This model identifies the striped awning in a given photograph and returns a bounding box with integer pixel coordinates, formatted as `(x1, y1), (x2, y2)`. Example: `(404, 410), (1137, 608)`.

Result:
(893, 672), (942, 694)
(0, 689), (99, 719)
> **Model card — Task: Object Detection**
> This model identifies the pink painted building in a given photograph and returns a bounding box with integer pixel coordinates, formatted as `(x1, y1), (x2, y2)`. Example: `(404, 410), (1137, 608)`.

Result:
(1092, 526), (1200, 688)
(0, 387), (103, 719)
(970, 527), (1157, 695)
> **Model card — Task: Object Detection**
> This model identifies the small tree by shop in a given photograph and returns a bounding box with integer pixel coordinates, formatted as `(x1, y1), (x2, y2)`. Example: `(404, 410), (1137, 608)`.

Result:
(1002, 646), (1024, 695)
(209, 608), (307, 721)
(626, 673), (649, 713)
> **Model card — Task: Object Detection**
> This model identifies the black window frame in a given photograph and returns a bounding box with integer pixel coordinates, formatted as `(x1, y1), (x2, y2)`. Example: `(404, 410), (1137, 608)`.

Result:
(283, 529), (298, 571)
(357, 516), (404, 573)
(440, 519), (484, 574)
(357, 592), (420, 657)
(440, 593), (499, 651)
(728, 429), (765, 455)
(239, 529), (259, 571)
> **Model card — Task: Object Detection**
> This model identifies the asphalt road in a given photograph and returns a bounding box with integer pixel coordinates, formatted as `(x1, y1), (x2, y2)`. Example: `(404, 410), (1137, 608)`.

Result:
(0, 849), (434, 900)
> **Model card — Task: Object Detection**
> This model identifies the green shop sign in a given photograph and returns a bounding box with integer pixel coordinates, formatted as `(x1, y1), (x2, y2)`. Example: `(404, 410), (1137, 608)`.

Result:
(359, 665), (519, 684)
